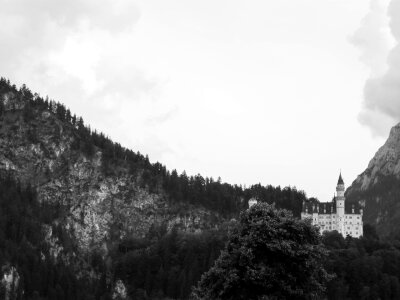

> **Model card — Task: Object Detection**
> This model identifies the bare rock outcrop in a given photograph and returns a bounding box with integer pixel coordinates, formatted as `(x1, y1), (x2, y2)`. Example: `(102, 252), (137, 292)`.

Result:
(346, 123), (400, 236)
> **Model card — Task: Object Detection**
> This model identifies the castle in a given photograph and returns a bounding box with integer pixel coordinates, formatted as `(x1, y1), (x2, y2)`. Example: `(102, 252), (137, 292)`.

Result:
(301, 173), (363, 238)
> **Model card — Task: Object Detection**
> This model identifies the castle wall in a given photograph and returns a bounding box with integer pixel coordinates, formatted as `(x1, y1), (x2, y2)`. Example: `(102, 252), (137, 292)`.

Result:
(301, 211), (363, 238)
(343, 214), (363, 237)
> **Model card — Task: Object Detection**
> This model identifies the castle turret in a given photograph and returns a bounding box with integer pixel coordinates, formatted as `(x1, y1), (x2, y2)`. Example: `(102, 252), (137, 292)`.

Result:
(336, 172), (345, 216)
(335, 172), (346, 235)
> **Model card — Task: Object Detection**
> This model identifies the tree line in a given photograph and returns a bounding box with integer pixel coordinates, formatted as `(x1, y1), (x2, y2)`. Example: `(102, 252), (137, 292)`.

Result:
(6, 78), (400, 299)
(0, 77), (307, 218)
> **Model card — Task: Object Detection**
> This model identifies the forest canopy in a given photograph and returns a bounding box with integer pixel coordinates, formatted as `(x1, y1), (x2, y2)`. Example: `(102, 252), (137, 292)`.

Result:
(2, 78), (400, 300)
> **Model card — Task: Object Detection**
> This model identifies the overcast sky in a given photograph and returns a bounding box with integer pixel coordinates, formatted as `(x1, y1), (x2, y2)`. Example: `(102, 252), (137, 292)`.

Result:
(1, 0), (399, 201)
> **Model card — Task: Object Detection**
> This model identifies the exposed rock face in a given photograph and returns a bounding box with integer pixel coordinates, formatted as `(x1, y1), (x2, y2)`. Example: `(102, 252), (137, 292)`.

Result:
(1, 265), (20, 300)
(0, 93), (222, 257)
(112, 280), (128, 300)
(346, 123), (400, 236)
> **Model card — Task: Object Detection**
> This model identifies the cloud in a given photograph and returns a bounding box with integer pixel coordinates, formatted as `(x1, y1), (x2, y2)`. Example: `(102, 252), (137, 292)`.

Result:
(0, 0), (175, 159)
(4, 0), (139, 32)
(145, 107), (179, 126)
(94, 57), (159, 101)
(354, 0), (400, 136)
(0, 0), (157, 118)
(0, 0), (153, 118)
(0, 0), (139, 75)
(350, 0), (393, 76)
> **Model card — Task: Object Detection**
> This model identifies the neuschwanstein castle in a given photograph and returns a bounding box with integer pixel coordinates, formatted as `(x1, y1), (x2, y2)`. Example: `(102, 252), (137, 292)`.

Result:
(301, 173), (363, 238)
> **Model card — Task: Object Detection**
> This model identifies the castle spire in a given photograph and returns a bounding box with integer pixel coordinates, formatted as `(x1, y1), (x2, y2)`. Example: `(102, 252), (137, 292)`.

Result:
(337, 171), (344, 185)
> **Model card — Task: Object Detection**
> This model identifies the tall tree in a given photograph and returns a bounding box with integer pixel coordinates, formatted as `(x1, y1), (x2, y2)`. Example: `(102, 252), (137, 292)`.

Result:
(192, 203), (331, 300)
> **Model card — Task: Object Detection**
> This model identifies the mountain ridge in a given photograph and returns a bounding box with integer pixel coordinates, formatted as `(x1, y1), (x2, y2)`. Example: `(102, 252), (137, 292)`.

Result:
(0, 78), (310, 298)
(346, 122), (400, 236)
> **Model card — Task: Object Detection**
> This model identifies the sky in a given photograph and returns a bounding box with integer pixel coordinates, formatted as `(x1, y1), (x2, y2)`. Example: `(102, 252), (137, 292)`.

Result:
(0, 0), (399, 201)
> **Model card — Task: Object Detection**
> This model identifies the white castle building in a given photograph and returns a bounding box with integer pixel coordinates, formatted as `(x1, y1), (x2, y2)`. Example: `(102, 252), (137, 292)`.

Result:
(248, 198), (258, 208)
(301, 173), (363, 238)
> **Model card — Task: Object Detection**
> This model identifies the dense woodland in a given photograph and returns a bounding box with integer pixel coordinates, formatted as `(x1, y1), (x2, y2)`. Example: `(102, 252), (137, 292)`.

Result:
(0, 172), (226, 299)
(113, 226), (230, 299)
(193, 203), (331, 300)
(323, 227), (400, 300)
(0, 77), (307, 218)
(116, 220), (400, 299)
(346, 175), (400, 238)
(4, 173), (400, 299)
(0, 78), (308, 299)
(3, 78), (400, 299)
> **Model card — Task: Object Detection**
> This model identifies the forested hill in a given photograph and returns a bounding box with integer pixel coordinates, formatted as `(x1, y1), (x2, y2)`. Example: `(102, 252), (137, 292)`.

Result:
(0, 78), (308, 298)
(6, 78), (400, 300)
(0, 77), (307, 220)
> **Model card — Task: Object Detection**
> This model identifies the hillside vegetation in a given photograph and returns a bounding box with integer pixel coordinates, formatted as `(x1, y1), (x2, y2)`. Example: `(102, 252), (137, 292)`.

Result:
(3, 78), (400, 299)
(0, 78), (308, 299)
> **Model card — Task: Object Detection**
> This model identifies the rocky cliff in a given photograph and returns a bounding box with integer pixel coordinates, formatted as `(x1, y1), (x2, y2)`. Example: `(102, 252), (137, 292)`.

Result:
(0, 87), (223, 257)
(0, 79), (309, 298)
(346, 123), (400, 236)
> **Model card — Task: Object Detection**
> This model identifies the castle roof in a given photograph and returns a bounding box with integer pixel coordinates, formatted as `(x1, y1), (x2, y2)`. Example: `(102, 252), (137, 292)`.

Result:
(301, 198), (363, 215)
(302, 200), (336, 215)
(337, 172), (344, 185)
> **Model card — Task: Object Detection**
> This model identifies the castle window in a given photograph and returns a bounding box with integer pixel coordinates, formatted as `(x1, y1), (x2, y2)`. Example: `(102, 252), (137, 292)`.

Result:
(357, 217), (360, 219)
(349, 216), (352, 219)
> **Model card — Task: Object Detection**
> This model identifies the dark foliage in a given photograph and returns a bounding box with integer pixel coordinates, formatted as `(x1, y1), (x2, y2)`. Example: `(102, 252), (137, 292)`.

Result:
(192, 204), (331, 300)
(112, 226), (230, 299)
(0, 77), (308, 220)
(113, 222), (400, 300)
(12, 78), (400, 300)
(323, 227), (400, 300)
(346, 175), (400, 237)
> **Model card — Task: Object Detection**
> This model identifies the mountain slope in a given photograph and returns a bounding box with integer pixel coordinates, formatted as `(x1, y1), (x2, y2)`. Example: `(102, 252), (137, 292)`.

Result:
(346, 123), (400, 236)
(0, 78), (309, 298)
(0, 81), (228, 253)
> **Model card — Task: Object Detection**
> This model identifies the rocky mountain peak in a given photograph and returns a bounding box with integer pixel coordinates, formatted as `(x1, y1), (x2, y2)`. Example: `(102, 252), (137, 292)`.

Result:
(346, 122), (400, 236)
(350, 123), (400, 191)
(368, 123), (400, 169)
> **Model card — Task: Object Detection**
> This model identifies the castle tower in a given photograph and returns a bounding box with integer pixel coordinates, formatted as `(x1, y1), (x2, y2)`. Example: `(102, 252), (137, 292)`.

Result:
(336, 172), (345, 216)
(335, 172), (345, 235)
